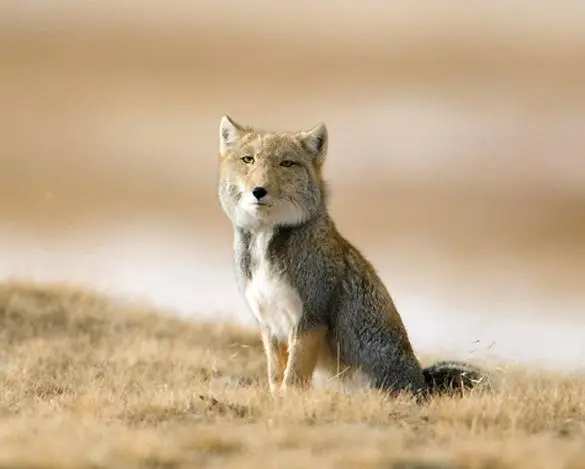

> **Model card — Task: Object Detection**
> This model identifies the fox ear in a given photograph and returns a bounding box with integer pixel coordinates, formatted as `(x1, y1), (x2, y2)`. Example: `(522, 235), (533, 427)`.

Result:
(219, 115), (243, 155)
(297, 123), (328, 164)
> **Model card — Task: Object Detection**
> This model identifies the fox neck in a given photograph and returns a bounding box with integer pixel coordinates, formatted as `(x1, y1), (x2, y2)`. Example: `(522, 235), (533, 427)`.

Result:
(233, 209), (330, 268)
(234, 211), (330, 284)
(239, 203), (329, 236)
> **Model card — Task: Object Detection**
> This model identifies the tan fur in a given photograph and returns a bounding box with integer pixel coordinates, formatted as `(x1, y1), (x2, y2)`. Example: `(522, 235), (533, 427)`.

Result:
(282, 328), (328, 390)
(276, 342), (289, 383)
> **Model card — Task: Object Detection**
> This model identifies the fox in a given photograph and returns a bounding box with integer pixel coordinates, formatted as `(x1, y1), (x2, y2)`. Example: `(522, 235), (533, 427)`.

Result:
(217, 115), (488, 400)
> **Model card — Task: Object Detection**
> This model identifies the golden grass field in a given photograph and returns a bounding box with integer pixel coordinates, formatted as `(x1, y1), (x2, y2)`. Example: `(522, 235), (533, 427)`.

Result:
(1, 281), (585, 469)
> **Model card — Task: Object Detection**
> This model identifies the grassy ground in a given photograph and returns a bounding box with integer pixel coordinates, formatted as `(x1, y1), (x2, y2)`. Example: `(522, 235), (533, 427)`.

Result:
(0, 282), (584, 468)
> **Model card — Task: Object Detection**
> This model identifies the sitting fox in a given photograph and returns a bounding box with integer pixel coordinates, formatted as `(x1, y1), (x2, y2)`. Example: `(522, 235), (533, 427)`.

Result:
(217, 115), (486, 399)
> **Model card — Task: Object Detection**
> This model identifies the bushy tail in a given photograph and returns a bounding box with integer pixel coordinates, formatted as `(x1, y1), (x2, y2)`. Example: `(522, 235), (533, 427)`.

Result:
(422, 360), (490, 397)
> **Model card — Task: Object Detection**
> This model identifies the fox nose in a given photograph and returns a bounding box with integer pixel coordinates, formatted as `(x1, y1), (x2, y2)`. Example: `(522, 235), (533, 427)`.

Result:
(252, 186), (267, 200)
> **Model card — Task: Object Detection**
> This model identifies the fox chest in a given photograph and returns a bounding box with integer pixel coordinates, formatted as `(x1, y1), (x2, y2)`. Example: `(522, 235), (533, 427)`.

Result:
(241, 233), (303, 340)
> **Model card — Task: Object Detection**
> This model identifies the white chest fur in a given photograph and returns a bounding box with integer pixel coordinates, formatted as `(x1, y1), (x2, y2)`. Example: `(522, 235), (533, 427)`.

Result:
(243, 229), (303, 340)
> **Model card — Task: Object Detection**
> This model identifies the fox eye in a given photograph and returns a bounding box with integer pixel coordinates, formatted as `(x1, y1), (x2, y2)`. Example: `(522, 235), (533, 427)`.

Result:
(280, 160), (296, 168)
(241, 155), (255, 164)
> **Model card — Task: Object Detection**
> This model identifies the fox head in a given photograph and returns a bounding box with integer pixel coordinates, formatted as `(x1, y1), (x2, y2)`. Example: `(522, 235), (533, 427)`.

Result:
(217, 115), (329, 230)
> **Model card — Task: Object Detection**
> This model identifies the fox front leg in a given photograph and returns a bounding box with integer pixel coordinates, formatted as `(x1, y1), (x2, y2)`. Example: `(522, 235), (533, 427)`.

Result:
(260, 328), (288, 392)
(281, 328), (327, 390)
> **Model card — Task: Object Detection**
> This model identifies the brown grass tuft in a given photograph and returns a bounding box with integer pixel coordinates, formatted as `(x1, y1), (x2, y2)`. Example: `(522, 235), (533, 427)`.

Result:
(0, 281), (584, 468)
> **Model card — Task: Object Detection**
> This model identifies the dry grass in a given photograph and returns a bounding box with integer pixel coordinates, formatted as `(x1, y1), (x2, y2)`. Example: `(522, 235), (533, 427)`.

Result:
(0, 281), (584, 468)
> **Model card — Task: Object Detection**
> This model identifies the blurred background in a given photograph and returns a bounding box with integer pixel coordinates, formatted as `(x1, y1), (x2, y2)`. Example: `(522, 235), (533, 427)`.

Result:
(1, 1), (584, 371)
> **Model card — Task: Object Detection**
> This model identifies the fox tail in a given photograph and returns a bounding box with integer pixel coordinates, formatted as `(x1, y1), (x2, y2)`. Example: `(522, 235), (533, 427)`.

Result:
(422, 360), (490, 397)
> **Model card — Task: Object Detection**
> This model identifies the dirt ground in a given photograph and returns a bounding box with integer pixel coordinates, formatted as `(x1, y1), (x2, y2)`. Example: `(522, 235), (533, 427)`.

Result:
(0, 281), (584, 469)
